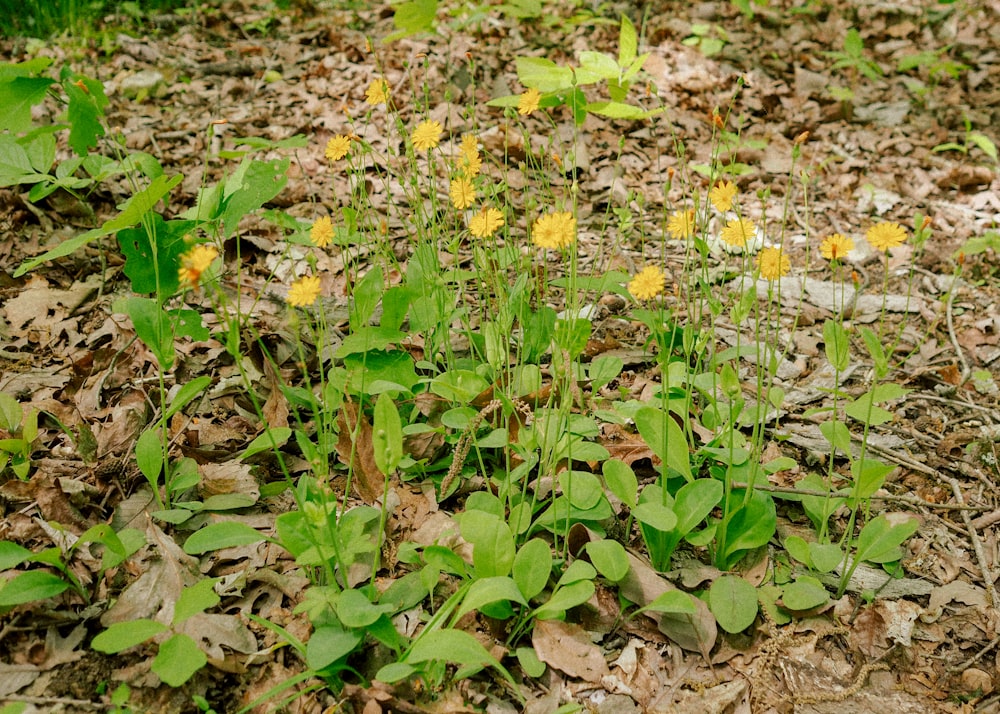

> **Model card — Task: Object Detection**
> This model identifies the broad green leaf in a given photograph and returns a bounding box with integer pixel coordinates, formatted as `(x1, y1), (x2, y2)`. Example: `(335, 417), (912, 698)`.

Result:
(855, 513), (919, 565)
(584, 101), (653, 119)
(91, 619), (167, 653)
(559, 470), (603, 510)
(819, 420), (852, 455)
(783, 535), (812, 567)
(718, 490), (776, 569)
(407, 628), (511, 684)
(708, 575), (758, 633)
(533, 579), (595, 621)
(461, 513), (515, 578)
(456, 576), (527, 621)
(135, 429), (163, 484)
(218, 158), (289, 238)
(64, 73), (108, 156)
(373, 393), (403, 476)
(589, 355), (623, 392)
(618, 15), (637, 67)
(116, 216), (194, 296)
(634, 406), (692, 481)
(633, 501), (678, 532)
(809, 542), (844, 573)
(375, 661), (416, 683)
(307, 623), (362, 670)
(0, 571), (70, 607)
(859, 327), (888, 378)
(513, 538), (552, 600)
(15, 174), (183, 276)
(585, 539), (629, 582)
(430, 370), (490, 403)
(337, 588), (392, 628)
(515, 56), (574, 93)
(0, 75), (54, 133)
(126, 297), (175, 369)
(603, 459), (638, 509)
(0, 542), (32, 571)
(385, 0), (438, 41)
(516, 646), (546, 677)
(781, 575), (829, 611)
(851, 457), (896, 501)
(152, 633), (206, 687)
(173, 578), (220, 625)
(577, 51), (620, 81)
(673, 479), (723, 536)
(639, 589), (697, 616)
(182, 522), (266, 555)
(241, 427), (292, 460)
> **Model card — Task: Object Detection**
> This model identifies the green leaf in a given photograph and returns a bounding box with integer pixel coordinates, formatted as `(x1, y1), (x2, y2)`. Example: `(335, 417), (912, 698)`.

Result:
(855, 513), (919, 564)
(602, 459), (638, 509)
(456, 576), (527, 621)
(585, 539), (629, 582)
(634, 406), (692, 481)
(126, 297), (175, 369)
(307, 623), (362, 670)
(782, 575), (830, 611)
(385, 0), (438, 42)
(533, 579), (595, 620)
(15, 174), (183, 276)
(859, 326), (887, 378)
(135, 429), (163, 484)
(633, 501), (678, 532)
(618, 15), (638, 67)
(173, 578), (220, 625)
(91, 619), (167, 653)
(819, 420), (852, 455)
(822, 320), (850, 372)
(718, 490), (776, 569)
(583, 101), (653, 119)
(0, 74), (54, 133)
(784, 535), (812, 567)
(638, 589), (697, 615)
(577, 51), (620, 81)
(0, 541), (32, 571)
(218, 158), (289, 238)
(843, 28), (864, 57)
(373, 393), (403, 476)
(182, 521), (266, 555)
(407, 628), (509, 683)
(559, 470), (603, 510)
(850, 457), (895, 501)
(461, 513), (515, 578)
(241, 427), (292, 460)
(430, 370), (490, 403)
(152, 633), (206, 687)
(516, 56), (574, 93)
(116, 216), (194, 296)
(512, 538), (552, 601)
(337, 588), (392, 628)
(708, 575), (758, 633)
(0, 571), (70, 607)
(165, 376), (212, 421)
(64, 73), (108, 156)
(809, 542), (844, 573)
(673, 479), (723, 537)
(516, 646), (546, 677)
(376, 661), (416, 683)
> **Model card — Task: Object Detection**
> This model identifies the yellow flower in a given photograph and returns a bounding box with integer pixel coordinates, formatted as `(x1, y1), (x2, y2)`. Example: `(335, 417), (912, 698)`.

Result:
(364, 78), (389, 105)
(469, 207), (505, 238)
(819, 233), (854, 261)
(178, 244), (218, 287)
(757, 246), (790, 281)
(311, 216), (334, 247)
(710, 180), (737, 212)
(532, 211), (576, 250)
(628, 265), (666, 300)
(667, 208), (695, 240)
(325, 135), (351, 161)
(866, 222), (907, 251)
(450, 177), (476, 210)
(720, 217), (756, 248)
(460, 133), (479, 160)
(412, 120), (443, 151)
(458, 134), (482, 177)
(287, 275), (321, 307)
(518, 88), (541, 115)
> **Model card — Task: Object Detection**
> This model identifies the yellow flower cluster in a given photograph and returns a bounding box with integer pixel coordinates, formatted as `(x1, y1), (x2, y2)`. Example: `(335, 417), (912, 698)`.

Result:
(819, 233), (853, 261)
(412, 120), (442, 151)
(518, 88), (541, 115)
(311, 216), (334, 247)
(720, 217), (755, 249)
(288, 275), (321, 307)
(629, 265), (665, 300)
(178, 244), (218, 287)
(667, 208), (695, 240)
(325, 135), (351, 161)
(817, 221), (909, 266)
(469, 207), (505, 238)
(364, 78), (389, 106)
(532, 211), (576, 250)
(710, 180), (737, 212)
(757, 246), (790, 281)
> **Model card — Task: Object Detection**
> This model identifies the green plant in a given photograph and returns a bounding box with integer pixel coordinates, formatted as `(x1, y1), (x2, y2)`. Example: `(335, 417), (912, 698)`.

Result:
(682, 23), (728, 57)
(824, 27), (884, 82)
(0, 392), (37, 480)
(933, 115), (998, 163)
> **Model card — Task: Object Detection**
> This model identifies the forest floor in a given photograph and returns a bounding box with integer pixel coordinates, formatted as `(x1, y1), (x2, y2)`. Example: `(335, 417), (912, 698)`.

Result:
(2, 0), (1000, 712)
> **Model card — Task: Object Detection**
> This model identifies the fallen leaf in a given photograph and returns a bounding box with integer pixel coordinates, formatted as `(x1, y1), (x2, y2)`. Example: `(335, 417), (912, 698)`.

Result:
(531, 619), (611, 683)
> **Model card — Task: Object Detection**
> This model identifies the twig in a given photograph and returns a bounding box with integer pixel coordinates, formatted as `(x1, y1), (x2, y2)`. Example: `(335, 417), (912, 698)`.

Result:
(941, 473), (999, 608)
(945, 279), (971, 385)
(0, 695), (103, 710)
(948, 634), (1000, 674)
(729, 481), (988, 512)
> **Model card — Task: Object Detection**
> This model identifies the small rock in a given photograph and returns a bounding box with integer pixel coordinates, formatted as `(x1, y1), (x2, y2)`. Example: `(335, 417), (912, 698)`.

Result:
(962, 667), (993, 694)
(119, 70), (165, 98)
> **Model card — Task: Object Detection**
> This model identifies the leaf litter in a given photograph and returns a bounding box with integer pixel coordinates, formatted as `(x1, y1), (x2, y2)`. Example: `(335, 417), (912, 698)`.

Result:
(1, 0), (1000, 712)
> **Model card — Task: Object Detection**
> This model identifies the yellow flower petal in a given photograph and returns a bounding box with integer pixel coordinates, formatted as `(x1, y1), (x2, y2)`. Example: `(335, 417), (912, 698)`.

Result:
(412, 120), (443, 151)
(628, 265), (666, 300)
(532, 211), (576, 250)
(287, 275), (321, 307)
(866, 222), (907, 251)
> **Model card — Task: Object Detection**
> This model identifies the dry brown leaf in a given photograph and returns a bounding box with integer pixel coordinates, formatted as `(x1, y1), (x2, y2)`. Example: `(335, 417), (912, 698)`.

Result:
(334, 398), (383, 504)
(531, 619), (611, 683)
